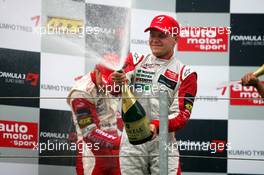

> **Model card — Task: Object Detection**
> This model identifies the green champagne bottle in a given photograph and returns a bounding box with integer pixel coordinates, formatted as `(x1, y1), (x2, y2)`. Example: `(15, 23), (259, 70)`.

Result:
(121, 83), (153, 145)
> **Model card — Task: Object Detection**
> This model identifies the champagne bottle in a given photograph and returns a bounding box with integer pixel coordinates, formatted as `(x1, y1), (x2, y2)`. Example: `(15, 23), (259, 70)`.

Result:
(253, 64), (264, 77)
(121, 83), (153, 145)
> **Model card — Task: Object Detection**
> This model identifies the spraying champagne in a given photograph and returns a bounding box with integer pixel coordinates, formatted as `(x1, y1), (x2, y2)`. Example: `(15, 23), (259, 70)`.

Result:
(241, 64), (264, 98)
(217, 64), (264, 90)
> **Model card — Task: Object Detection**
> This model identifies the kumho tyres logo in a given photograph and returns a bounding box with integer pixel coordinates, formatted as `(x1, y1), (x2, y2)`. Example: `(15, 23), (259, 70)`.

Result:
(0, 15), (40, 32)
(178, 27), (230, 52)
(229, 149), (264, 157)
(230, 82), (264, 106)
(0, 23), (32, 33)
(0, 120), (38, 149)
(41, 84), (72, 92)
(0, 71), (39, 86)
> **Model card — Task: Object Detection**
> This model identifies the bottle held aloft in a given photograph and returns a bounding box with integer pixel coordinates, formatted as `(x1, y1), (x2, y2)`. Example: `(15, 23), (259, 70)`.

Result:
(121, 76), (153, 145)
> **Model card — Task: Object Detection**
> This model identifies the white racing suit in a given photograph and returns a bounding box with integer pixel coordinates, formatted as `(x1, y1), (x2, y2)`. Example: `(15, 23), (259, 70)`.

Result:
(120, 52), (198, 175)
(67, 73), (122, 175)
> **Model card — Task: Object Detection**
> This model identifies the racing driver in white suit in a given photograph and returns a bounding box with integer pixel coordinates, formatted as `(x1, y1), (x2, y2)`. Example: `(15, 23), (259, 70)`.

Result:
(67, 62), (122, 175)
(111, 14), (198, 175)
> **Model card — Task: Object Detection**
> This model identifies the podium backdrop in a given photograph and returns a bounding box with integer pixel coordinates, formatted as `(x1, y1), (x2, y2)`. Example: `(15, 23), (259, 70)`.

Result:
(1, 0), (264, 174)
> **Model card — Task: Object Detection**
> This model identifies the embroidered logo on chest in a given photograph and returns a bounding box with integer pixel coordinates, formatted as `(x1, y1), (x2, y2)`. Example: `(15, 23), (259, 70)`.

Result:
(164, 69), (179, 81)
(158, 69), (178, 90)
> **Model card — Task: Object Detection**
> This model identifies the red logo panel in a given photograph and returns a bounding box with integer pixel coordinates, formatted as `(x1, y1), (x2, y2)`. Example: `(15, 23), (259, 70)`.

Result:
(164, 69), (178, 81)
(178, 27), (229, 52)
(26, 73), (39, 86)
(230, 82), (264, 106)
(0, 120), (38, 149)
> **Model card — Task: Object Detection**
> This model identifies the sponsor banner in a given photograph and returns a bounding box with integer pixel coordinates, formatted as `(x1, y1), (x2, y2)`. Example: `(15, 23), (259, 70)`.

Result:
(176, 0), (230, 12)
(0, 48), (40, 107)
(42, 0), (85, 56)
(40, 52), (85, 111)
(0, 120), (38, 149)
(85, 3), (130, 70)
(178, 27), (229, 52)
(230, 14), (264, 66)
(230, 82), (264, 106)
(228, 120), (264, 174)
(45, 16), (83, 35)
(176, 13), (230, 66)
(130, 9), (176, 55)
(39, 109), (76, 166)
(229, 66), (264, 119)
(0, 0), (40, 52)
(176, 119), (228, 172)
(231, 0), (264, 13)
(0, 105), (39, 164)
(0, 105), (39, 165)
(39, 110), (76, 166)
(191, 66), (229, 120)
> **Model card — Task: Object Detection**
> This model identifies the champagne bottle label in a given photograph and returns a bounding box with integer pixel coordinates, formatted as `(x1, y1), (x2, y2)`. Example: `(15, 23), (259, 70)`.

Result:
(122, 83), (152, 144)
(125, 116), (152, 142)
(122, 96), (136, 114)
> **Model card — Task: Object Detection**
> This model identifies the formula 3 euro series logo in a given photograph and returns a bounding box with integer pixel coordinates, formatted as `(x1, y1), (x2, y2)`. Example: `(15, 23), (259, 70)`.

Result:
(0, 71), (39, 86)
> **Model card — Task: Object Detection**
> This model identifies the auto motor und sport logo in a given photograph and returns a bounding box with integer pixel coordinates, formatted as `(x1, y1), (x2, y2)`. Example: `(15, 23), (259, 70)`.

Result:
(178, 27), (230, 52)
(230, 82), (264, 106)
(0, 120), (38, 149)
(0, 71), (39, 86)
